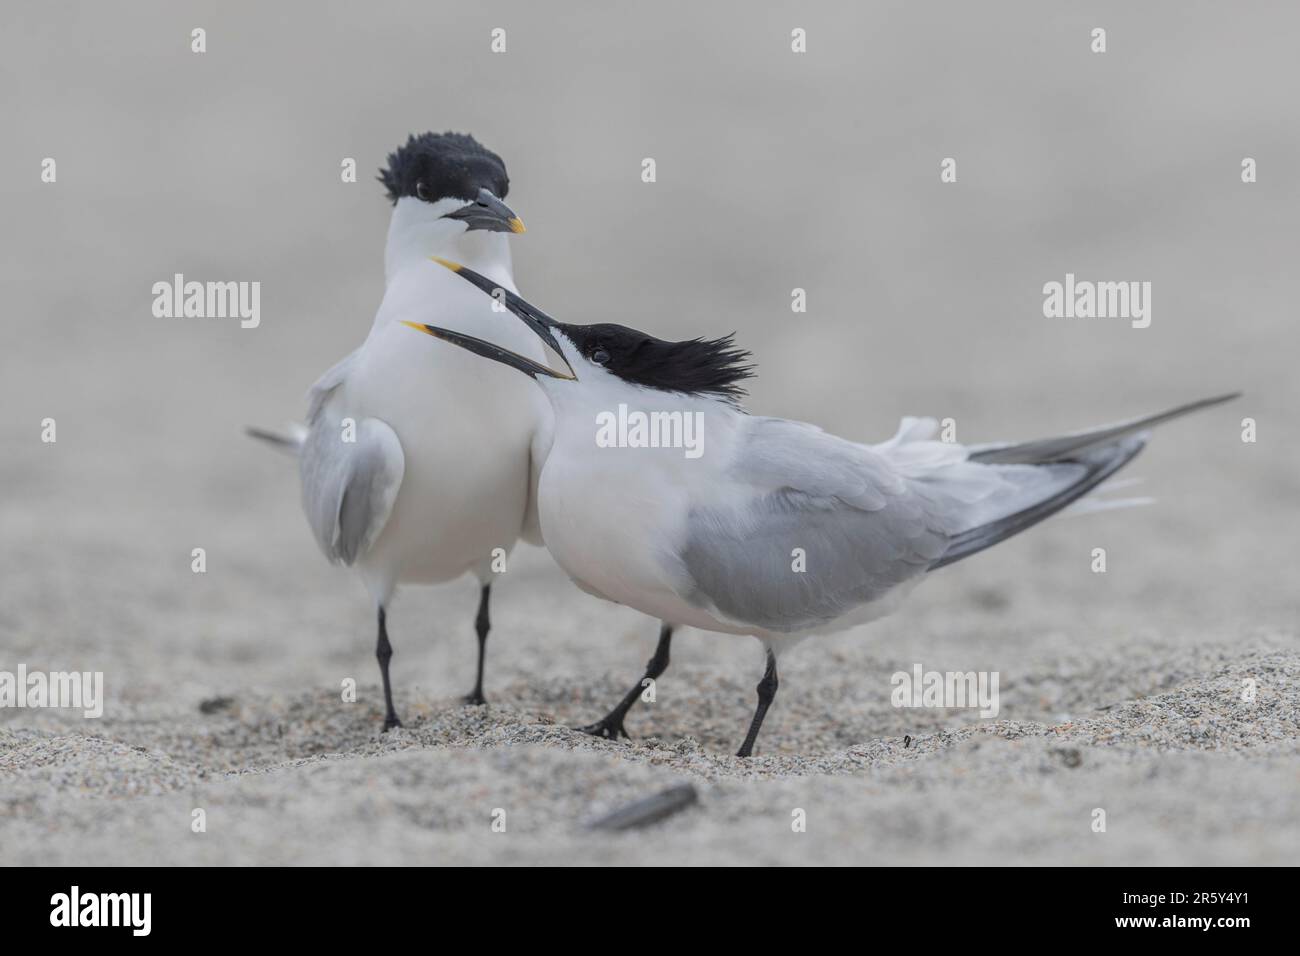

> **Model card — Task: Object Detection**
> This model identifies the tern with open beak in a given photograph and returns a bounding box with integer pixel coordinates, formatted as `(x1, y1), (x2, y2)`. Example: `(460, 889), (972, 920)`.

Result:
(404, 258), (1239, 756)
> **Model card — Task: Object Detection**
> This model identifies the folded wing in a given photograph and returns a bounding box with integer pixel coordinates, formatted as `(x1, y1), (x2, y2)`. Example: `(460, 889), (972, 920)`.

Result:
(675, 410), (1152, 633)
(298, 354), (405, 566)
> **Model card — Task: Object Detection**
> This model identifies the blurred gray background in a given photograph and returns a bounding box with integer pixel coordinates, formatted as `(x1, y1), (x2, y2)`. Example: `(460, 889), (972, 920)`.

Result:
(2, 1), (1297, 865)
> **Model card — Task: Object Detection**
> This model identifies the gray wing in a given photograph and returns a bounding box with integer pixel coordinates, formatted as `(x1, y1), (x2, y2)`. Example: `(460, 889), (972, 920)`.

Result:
(299, 416), (404, 565)
(306, 349), (360, 423)
(298, 350), (404, 565)
(677, 418), (958, 633)
(675, 416), (1081, 634)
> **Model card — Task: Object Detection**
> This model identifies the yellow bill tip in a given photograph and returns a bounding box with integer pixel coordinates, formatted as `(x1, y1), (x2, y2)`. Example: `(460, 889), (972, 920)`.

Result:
(429, 256), (464, 272)
(400, 320), (434, 335)
(508, 217), (527, 235)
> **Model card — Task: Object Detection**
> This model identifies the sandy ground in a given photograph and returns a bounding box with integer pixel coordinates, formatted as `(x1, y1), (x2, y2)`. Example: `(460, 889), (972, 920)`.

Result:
(1, 588), (1297, 864)
(2, 1), (1299, 865)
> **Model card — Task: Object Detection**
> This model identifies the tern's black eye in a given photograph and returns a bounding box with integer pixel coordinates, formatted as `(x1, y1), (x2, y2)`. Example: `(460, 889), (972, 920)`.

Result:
(415, 181), (432, 201)
(590, 348), (611, 366)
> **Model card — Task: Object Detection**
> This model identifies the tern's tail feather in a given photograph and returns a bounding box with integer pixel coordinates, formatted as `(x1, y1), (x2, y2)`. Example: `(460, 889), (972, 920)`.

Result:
(929, 392), (1239, 571)
(962, 392), (1240, 466)
(931, 436), (1145, 570)
(245, 423), (307, 457)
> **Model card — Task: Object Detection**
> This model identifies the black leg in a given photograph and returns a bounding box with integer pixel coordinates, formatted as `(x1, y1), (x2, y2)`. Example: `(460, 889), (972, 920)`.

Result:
(735, 649), (778, 758)
(376, 606), (401, 731)
(464, 584), (491, 706)
(578, 623), (673, 740)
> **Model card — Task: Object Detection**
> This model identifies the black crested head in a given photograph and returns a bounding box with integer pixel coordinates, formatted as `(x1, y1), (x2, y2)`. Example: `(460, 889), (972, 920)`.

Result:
(558, 322), (755, 403)
(378, 132), (509, 206)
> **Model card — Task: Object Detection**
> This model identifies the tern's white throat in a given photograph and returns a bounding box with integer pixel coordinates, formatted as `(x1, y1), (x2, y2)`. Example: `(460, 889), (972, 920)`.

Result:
(384, 196), (514, 283)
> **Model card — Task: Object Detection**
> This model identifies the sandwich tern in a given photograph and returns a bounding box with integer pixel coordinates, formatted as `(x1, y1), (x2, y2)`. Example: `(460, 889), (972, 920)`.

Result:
(404, 259), (1238, 756)
(255, 133), (536, 727)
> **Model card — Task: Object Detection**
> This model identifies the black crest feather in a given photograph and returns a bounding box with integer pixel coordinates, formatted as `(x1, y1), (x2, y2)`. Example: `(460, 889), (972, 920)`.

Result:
(559, 323), (756, 403)
(378, 132), (509, 205)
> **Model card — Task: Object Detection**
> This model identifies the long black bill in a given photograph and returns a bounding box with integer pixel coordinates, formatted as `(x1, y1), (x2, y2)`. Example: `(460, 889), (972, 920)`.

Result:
(401, 320), (574, 380)
(414, 258), (576, 380)
(443, 188), (526, 234)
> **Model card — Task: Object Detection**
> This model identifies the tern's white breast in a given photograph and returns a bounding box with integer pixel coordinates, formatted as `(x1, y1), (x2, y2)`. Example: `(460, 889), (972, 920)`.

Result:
(341, 261), (549, 588)
(536, 380), (755, 635)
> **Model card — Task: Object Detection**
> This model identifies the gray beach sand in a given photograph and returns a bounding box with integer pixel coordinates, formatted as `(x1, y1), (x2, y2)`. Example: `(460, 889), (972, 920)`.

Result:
(2, 1), (1298, 865)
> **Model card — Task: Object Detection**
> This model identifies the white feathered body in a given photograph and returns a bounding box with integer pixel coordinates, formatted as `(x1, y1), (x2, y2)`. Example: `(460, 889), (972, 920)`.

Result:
(299, 200), (551, 605)
(530, 341), (1192, 653)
